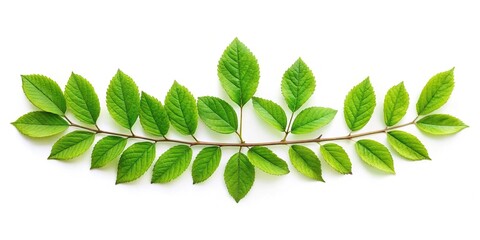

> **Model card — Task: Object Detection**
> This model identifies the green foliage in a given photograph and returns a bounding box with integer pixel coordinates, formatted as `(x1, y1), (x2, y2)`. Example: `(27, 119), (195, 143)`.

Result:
(49, 131), (95, 160)
(416, 68), (455, 115)
(12, 111), (69, 137)
(291, 107), (337, 134)
(218, 38), (259, 107)
(106, 70), (140, 129)
(384, 82), (409, 126)
(22, 74), (66, 115)
(139, 92), (169, 136)
(247, 146), (289, 175)
(152, 145), (192, 183)
(65, 73), (100, 124)
(252, 97), (287, 132)
(416, 114), (468, 135)
(165, 81), (198, 135)
(281, 58), (316, 112)
(197, 96), (238, 134)
(224, 152), (255, 202)
(344, 78), (376, 131)
(192, 147), (222, 184)
(13, 39), (466, 202)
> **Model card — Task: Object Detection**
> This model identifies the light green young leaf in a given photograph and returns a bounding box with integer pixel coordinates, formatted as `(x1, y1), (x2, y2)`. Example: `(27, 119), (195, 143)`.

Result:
(387, 130), (430, 160)
(21, 74), (66, 115)
(217, 38), (260, 107)
(355, 139), (395, 174)
(320, 143), (352, 174)
(116, 142), (155, 184)
(164, 81), (198, 135)
(65, 73), (100, 124)
(197, 96), (238, 134)
(140, 92), (169, 136)
(191, 147), (222, 184)
(106, 70), (140, 129)
(281, 58), (316, 112)
(291, 107), (337, 134)
(416, 68), (455, 115)
(344, 78), (376, 131)
(416, 114), (467, 135)
(224, 152), (255, 203)
(91, 136), (128, 169)
(384, 82), (409, 126)
(251, 97), (287, 132)
(152, 145), (192, 183)
(247, 146), (289, 175)
(49, 131), (95, 160)
(12, 111), (69, 137)
(288, 145), (323, 181)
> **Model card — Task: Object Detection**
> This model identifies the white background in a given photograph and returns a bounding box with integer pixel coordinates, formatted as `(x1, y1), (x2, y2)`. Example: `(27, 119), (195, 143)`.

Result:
(1, 0), (479, 239)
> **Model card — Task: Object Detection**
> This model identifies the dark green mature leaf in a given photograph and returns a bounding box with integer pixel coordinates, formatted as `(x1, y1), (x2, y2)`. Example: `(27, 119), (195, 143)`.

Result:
(320, 143), (352, 174)
(416, 114), (467, 135)
(252, 97), (287, 132)
(116, 142), (155, 184)
(247, 146), (289, 175)
(152, 145), (192, 183)
(289, 145), (323, 181)
(164, 81), (198, 135)
(21, 74), (66, 115)
(197, 96), (238, 134)
(49, 131), (95, 160)
(106, 70), (140, 129)
(65, 73), (100, 124)
(224, 152), (255, 203)
(384, 82), (409, 126)
(91, 136), (128, 169)
(217, 38), (260, 107)
(140, 92), (169, 136)
(291, 107), (337, 134)
(12, 111), (69, 137)
(387, 131), (430, 160)
(281, 58), (316, 112)
(192, 147), (222, 184)
(344, 78), (376, 131)
(417, 68), (455, 115)
(355, 139), (395, 174)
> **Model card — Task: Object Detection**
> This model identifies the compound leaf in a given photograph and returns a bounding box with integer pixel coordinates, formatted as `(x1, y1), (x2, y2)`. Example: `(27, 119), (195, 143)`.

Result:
(152, 145), (192, 183)
(21, 74), (66, 115)
(291, 107), (337, 134)
(344, 78), (376, 131)
(281, 58), (316, 112)
(252, 97), (287, 132)
(198, 96), (238, 134)
(355, 139), (395, 174)
(106, 70), (140, 129)
(387, 130), (430, 160)
(12, 111), (69, 137)
(140, 92), (169, 136)
(191, 147), (222, 184)
(91, 136), (128, 169)
(116, 142), (155, 184)
(384, 82), (409, 126)
(65, 73), (100, 124)
(289, 145), (323, 181)
(247, 146), (289, 175)
(224, 152), (255, 203)
(416, 114), (467, 135)
(416, 68), (455, 115)
(49, 131), (95, 160)
(320, 143), (352, 174)
(165, 81), (198, 135)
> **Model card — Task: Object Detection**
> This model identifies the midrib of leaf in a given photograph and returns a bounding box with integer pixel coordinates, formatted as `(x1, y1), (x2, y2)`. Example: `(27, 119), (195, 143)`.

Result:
(174, 88), (193, 130)
(386, 89), (402, 125)
(250, 150), (285, 172)
(144, 96), (164, 136)
(351, 85), (371, 127)
(202, 100), (234, 128)
(70, 76), (96, 121)
(359, 142), (393, 171)
(119, 75), (134, 127)
(50, 133), (93, 157)
(25, 77), (64, 115)
(419, 71), (453, 114)
(388, 132), (429, 158)
(121, 144), (153, 177)
(322, 147), (349, 173)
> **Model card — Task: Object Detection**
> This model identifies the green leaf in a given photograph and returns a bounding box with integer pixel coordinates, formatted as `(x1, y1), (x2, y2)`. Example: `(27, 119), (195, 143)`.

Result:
(288, 145), (323, 181)
(344, 78), (376, 131)
(106, 70), (140, 129)
(416, 114), (468, 135)
(64, 73), (100, 124)
(247, 146), (289, 175)
(152, 145), (192, 183)
(21, 74), (66, 115)
(281, 58), (316, 112)
(416, 68), (455, 115)
(291, 107), (337, 134)
(164, 81), (198, 135)
(191, 147), (222, 184)
(224, 152), (255, 203)
(217, 38), (260, 107)
(91, 136), (128, 169)
(139, 92), (169, 136)
(12, 111), (69, 137)
(197, 96), (238, 134)
(116, 142), (155, 184)
(355, 139), (395, 174)
(384, 82), (409, 126)
(251, 97), (287, 132)
(387, 131), (430, 160)
(320, 143), (352, 174)
(49, 131), (95, 160)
